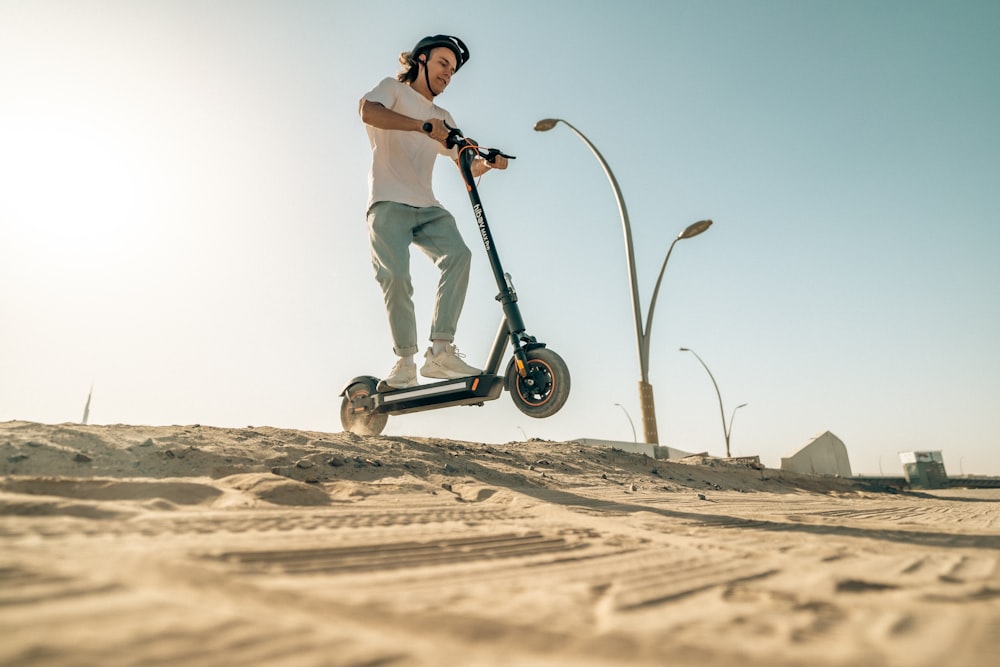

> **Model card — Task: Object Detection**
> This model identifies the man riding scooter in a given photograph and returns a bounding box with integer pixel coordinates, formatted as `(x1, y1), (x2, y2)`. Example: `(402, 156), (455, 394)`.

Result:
(359, 35), (509, 392)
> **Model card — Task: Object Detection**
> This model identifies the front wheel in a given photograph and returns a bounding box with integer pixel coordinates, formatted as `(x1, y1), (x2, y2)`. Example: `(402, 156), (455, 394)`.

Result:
(506, 347), (570, 418)
(340, 379), (388, 436)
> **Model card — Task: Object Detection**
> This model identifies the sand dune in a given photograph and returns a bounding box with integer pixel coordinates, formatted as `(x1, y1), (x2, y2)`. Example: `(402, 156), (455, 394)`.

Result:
(1, 421), (997, 666)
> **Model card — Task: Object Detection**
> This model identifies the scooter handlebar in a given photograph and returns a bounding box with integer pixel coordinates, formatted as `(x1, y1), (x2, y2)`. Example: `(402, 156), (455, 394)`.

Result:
(445, 122), (516, 162)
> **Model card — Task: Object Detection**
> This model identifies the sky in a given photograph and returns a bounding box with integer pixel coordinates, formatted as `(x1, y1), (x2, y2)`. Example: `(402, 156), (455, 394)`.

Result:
(2, 0), (998, 476)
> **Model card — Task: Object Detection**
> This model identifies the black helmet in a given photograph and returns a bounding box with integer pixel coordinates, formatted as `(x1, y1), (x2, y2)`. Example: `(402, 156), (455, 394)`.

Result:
(411, 35), (470, 71)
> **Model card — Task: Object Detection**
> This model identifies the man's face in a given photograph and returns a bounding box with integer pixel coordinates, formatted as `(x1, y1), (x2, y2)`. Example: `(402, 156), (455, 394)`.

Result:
(422, 47), (458, 93)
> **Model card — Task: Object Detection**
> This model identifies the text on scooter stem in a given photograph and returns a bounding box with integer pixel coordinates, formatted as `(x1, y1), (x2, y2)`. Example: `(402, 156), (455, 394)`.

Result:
(473, 203), (490, 250)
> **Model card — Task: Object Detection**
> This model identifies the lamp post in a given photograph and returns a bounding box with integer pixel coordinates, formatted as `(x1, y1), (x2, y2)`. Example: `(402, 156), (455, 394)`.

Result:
(614, 403), (637, 443)
(535, 117), (711, 444)
(680, 347), (740, 457)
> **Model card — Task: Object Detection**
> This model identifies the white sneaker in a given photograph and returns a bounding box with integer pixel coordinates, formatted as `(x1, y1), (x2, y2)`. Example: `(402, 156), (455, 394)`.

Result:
(420, 344), (482, 379)
(377, 359), (418, 392)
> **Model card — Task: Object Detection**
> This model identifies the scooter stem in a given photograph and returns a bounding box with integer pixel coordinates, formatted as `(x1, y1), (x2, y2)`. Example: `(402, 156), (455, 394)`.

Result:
(455, 143), (526, 337)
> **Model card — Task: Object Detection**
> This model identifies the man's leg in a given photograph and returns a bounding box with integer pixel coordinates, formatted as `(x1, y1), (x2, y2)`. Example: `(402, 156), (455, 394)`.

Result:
(412, 207), (481, 379)
(411, 207), (472, 343)
(368, 202), (420, 357)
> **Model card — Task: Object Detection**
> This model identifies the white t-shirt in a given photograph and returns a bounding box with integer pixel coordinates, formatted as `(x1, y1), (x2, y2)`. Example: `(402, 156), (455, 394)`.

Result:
(362, 77), (458, 211)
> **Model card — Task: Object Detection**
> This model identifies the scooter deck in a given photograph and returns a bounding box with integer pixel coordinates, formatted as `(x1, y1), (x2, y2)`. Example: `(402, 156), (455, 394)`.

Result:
(372, 374), (505, 415)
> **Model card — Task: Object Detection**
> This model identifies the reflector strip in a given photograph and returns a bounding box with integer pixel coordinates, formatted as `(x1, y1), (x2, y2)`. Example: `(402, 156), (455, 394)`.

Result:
(471, 378), (480, 391)
(381, 380), (468, 404)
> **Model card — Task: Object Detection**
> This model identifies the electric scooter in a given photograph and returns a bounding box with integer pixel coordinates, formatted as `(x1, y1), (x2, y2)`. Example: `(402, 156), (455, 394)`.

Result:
(340, 125), (570, 436)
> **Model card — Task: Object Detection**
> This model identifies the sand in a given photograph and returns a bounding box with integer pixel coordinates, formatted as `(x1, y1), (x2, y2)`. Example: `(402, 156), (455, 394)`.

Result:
(1, 420), (997, 666)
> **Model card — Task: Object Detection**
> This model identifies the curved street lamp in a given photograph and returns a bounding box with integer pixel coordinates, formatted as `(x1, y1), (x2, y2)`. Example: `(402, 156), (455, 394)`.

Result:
(680, 347), (742, 457)
(614, 403), (637, 443)
(535, 117), (711, 444)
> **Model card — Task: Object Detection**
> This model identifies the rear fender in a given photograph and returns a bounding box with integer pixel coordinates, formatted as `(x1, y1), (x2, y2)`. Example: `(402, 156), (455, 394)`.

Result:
(340, 375), (380, 397)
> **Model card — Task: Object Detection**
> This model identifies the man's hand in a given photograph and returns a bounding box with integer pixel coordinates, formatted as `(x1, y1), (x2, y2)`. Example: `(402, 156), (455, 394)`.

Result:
(422, 117), (451, 145)
(477, 143), (508, 173)
(488, 155), (509, 170)
(468, 153), (507, 178)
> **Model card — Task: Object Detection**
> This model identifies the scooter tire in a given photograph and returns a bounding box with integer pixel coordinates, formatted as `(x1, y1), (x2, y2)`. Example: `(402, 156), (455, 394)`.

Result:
(340, 380), (388, 436)
(506, 347), (570, 419)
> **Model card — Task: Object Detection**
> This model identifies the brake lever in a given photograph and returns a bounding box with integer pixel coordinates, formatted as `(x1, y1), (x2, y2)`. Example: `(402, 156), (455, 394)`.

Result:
(482, 147), (517, 163)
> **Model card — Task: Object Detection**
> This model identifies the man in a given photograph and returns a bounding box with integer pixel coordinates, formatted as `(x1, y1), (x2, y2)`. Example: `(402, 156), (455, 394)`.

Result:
(359, 35), (508, 391)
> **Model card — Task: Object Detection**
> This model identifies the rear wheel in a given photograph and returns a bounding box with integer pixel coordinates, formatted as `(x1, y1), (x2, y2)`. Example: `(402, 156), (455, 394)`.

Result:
(506, 347), (570, 418)
(340, 379), (388, 436)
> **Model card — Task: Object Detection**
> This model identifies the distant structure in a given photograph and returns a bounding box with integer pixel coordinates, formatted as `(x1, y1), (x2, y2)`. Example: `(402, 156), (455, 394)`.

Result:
(900, 450), (948, 489)
(573, 438), (696, 460)
(780, 431), (853, 477)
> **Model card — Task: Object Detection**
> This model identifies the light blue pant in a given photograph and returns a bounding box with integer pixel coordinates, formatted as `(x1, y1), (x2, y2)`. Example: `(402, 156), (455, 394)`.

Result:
(368, 202), (472, 356)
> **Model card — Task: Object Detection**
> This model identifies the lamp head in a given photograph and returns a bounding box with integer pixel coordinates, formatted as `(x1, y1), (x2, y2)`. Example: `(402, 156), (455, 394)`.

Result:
(679, 219), (713, 240)
(534, 118), (561, 132)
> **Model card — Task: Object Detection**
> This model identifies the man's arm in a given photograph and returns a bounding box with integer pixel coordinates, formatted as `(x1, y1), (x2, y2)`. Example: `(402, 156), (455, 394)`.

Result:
(359, 99), (451, 144)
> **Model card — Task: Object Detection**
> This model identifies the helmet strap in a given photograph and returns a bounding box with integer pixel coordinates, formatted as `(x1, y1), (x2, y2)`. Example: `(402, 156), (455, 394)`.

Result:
(419, 55), (440, 97)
